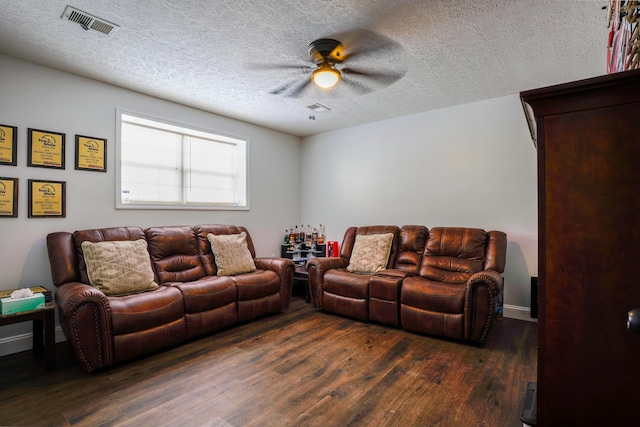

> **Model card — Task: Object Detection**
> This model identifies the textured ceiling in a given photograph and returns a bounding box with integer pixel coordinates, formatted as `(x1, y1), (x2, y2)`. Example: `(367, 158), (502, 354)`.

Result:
(0, 0), (608, 137)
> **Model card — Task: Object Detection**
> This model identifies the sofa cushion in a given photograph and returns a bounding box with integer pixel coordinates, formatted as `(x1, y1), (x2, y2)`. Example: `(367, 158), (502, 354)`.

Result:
(232, 270), (280, 301)
(73, 226), (147, 285)
(207, 232), (256, 276)
(346, 233), (394, 274)
(324, 269), (371, 299)
(81, 239), (158, 296)
(170, 276), (237, 313)
(401, 276), (466, 314)
(420, 227), (486, 283)
(145, 225), (206, 283)
(108, 285), (185, 335)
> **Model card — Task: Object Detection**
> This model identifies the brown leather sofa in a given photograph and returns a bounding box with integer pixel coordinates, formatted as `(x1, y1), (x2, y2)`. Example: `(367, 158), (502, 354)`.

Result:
(46, 224), (294, 372)
(308, 225), (507, 343)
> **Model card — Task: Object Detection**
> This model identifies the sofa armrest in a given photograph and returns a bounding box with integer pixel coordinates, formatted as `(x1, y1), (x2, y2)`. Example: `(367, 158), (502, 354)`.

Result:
(254, 257), (295, 310)
(56, 282), (114, 372)
(464, 270), (504, 343)
(306, 257), (349, 308)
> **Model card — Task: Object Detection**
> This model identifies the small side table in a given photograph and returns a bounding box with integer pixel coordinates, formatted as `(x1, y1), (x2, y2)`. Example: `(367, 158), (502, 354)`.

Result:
(294, 265), (311, 303)
(0, 302), (56, 370)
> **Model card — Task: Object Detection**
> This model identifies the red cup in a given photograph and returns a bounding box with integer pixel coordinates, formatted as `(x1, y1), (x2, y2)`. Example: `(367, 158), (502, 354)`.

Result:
(327, 241), (339, 257)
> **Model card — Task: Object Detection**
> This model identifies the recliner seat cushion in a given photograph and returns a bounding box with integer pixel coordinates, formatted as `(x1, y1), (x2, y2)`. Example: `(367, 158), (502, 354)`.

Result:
(401, 276), (465, 314)
(109, 285), (185, 335)
(323, 269), (371, 300)
(232, 270), (280, 300)
(170, 276), (237, 313)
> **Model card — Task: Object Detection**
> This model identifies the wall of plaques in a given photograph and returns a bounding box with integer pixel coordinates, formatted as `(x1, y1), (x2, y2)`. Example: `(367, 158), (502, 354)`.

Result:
(0, 124), (106, 218)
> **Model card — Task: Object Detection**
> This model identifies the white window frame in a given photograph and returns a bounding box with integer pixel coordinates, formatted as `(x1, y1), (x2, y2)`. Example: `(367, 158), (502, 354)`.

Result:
(116, 109), (249, 210)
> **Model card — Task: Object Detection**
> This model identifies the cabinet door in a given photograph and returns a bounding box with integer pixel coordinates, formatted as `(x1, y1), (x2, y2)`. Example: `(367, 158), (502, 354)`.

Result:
(542, 105), (640, 424)
(524, 69), (640, 426)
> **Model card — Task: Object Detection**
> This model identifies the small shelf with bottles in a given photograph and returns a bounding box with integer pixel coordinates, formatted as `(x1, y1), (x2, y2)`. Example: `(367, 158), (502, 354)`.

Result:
(281, 224), (326, 266)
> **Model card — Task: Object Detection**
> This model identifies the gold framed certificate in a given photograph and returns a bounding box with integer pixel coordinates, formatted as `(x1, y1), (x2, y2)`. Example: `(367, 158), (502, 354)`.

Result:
(0, 177), (18, 217)
(27, 128), (65, 169)
(75, 134), (107, 172)
(28, 179), (66, 218)
(0, 124), (18, 166)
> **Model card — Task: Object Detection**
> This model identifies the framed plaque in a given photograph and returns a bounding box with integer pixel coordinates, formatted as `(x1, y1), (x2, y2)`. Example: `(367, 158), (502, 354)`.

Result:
(28, 179), (66, 218)
(0, 124), (18, 166)
(75, 134), (107, 172)
(0, 177), (18, 217)
(27, 128), (65, 169)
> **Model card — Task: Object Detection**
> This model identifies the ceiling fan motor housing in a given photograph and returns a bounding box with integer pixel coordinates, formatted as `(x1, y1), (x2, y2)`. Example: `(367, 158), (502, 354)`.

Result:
(309, 39), (343, 64)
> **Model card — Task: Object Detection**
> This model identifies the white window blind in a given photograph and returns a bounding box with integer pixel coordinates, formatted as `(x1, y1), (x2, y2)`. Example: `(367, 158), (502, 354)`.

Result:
(117, 112), (248, 209)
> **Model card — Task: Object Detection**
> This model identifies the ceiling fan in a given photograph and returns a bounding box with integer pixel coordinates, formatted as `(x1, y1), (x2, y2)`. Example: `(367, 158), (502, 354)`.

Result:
(250, 30), (406, 98)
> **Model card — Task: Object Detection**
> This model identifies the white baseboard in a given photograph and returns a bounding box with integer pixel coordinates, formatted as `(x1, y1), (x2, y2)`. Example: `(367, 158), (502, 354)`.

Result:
(0, 326), (67, 357)
(503, 304), (537, 322)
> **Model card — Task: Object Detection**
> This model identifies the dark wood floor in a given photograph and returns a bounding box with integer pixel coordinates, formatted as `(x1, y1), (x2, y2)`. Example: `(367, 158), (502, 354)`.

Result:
(0, 295), (537, 427)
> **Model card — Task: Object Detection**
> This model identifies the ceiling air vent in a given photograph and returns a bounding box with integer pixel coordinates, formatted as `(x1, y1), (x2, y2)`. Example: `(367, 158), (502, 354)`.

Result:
(61, 6), (120, 36)
(306, 103), (331, 113)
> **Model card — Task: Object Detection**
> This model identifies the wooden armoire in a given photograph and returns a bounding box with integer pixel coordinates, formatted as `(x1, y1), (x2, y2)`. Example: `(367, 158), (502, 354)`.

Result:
(521, 69), (640, 425)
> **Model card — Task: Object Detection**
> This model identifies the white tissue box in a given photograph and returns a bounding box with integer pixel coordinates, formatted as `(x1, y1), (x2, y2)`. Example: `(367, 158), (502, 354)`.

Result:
(0, 293), (45, 315)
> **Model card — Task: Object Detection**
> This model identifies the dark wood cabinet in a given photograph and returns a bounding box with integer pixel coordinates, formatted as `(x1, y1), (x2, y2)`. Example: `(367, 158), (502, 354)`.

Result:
(521, 69), (640, 425)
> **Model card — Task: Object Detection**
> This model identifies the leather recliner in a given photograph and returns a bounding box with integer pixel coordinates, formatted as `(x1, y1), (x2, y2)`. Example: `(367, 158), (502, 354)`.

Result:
(400, 227), (507, 342)
(308, 225), (507, 343)
(307, 225), (401, 321)
(47, 224), (294, 372)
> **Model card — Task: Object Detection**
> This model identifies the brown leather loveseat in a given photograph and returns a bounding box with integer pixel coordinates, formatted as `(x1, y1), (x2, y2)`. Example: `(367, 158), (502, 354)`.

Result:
(307, 225), (507, 343)
(46, 224), (294, 372)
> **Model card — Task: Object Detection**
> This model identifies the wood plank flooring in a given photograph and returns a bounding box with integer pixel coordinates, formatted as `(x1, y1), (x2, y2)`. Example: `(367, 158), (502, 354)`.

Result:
(0, 296), (537, 427)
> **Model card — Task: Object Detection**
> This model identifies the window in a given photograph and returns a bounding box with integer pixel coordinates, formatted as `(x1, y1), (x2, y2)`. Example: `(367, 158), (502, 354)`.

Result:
(116, 112), (248, 210)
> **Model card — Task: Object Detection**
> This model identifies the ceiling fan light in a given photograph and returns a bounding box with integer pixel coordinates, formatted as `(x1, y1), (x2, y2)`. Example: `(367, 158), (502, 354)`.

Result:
(312, 65), (341, 89)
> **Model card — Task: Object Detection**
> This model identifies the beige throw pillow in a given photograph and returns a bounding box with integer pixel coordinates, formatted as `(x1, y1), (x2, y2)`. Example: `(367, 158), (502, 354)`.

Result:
(81, 239), (158, 296)
(346, 233), (394, 274)
(207, 232), (257, 276)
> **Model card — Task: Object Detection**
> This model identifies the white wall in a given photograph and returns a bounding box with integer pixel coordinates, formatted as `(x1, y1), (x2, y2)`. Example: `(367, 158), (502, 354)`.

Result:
(0, 53), (538, 357)
(0, 54), (301, 352)
(300, 95), (538, 318)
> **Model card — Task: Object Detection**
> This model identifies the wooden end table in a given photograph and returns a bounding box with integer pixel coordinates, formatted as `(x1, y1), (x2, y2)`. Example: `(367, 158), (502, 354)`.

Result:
(0, 302), (56, 370)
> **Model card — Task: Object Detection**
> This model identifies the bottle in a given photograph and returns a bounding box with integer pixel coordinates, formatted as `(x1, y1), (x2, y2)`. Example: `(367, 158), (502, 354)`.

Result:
(293, 226), (298, 243)
(299, 224), (305, 243)
(306, 224), (312, 247)
(318, 224), (325, 244)
(312, 227), (318, 245)
(284, 229), (290, 244)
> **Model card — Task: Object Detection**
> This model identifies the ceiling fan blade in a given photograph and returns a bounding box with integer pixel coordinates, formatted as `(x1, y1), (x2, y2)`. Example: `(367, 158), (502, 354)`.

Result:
(341, 67), (405, 85)
(269, 77), (305, 95)
(340, 75), (375, 95)
(330, 29), (404, 62)
(247, 63), (314, 72)
(286, 77), (312, 98)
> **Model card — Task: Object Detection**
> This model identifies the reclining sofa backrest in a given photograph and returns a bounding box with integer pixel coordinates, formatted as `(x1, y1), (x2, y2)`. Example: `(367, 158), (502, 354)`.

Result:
(50, 224), (260, 288)
(420, 227), (507, 284)
(339, 225), (401, 269)
(193, 224), (256, 276)
(194, 225), (256, 276)
(145, 225), (206, 284)
(73, 226), (148, 285)
(395, 225), (429, 273)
